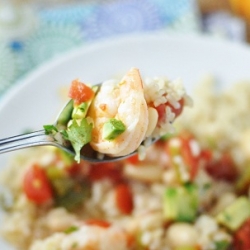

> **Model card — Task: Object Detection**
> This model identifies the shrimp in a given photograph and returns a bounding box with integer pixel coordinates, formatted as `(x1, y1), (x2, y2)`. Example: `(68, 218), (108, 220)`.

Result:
(30, 225), (131, 250)
(88, 68), (149, 157)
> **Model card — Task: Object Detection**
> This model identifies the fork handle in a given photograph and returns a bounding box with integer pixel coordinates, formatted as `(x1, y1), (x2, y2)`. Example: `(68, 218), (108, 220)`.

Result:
(0, 130), (56, 154)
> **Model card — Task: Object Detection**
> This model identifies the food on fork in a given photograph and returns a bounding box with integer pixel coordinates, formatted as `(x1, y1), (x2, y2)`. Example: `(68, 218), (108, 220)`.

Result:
(44, 68), (191, 162)
(88, 68), (149, 157)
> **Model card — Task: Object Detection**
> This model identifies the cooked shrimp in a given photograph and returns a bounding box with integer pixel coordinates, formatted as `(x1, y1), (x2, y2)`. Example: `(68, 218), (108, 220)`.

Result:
(30, 225), (131, 250)
(88, 68), (149, 157)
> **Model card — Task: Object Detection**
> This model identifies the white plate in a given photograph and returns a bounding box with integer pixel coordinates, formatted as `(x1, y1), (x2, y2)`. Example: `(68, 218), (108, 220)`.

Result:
(1, 32), (250, 249)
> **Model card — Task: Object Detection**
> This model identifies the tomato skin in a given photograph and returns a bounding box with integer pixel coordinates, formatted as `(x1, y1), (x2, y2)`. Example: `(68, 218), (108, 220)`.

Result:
(66, 161), (87, 177)
(23, 164), (53, 204)
(155, 103), (166, 123)
(155, 98), (184, 124)
(179, 134), (200, 180)
(89, 162), (122, 183)
(84, 219), (111, 228)
(126, 154), (139, 165)
(205, 153), (238, 182)
(68, 79), (94, 105)
(115, 183), (133, 214)
(168, 98), (184, 118)
(165, 132), (200, 181)
(200, 149), (213, 162)
(233, 218), (250, 250)
(66, 163), (82, 176)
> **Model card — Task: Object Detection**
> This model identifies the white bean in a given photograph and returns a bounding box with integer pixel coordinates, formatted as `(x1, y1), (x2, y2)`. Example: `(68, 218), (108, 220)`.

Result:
(166, 223), (198, 248)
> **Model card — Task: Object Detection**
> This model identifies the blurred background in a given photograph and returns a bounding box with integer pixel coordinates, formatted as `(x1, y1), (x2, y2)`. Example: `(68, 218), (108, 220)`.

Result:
(0, 0), (249, 96)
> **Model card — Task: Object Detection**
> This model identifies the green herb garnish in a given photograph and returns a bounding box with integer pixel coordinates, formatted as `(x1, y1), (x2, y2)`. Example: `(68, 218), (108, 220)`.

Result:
(64, 119), (93, 162)
(64, 226), (79, 234)
(43, 124), (58, 134)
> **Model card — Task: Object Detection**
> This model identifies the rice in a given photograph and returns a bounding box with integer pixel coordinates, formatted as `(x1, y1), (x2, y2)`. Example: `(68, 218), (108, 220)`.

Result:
(1, 76), (250, 250)
(143, 77), (185, 108)
(30, 225), (129, 250)
(175, 75), (250, 155)
(143, 77), (190, 137)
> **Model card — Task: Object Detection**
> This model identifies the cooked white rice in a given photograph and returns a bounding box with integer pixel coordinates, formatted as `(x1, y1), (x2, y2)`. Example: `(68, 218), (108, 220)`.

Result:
(1, 76), (250, 250)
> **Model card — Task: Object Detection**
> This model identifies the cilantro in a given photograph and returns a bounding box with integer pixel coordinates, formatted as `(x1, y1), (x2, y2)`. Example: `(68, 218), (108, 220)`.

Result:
(60, 129), (69, 140)
(214, 240), (230, 250)
(160, 133), (175, 141)
(66, 119), (93, 162)
(64, 225), (79, 234)
(43, 124), (58, 135)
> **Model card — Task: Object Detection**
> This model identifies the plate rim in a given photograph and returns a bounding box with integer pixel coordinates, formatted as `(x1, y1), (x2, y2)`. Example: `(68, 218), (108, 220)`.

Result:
(1, 32), (250, 111)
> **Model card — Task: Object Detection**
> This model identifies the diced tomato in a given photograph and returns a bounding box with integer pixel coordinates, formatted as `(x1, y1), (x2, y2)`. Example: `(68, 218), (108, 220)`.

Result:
(168, 98), (184, 118)
(165, 132), (200, 181)
(88, 162), (122, 183)
(205, 152), (238, 182)
(179, 133), (200, 180)
(233, 218), (250, 250)
(155, 103), (166, 123)
(66, 161), (87, 177)
(115, 183), (133, 214)
(66, 163), (82, 176)
(68, 79), (94, 105)
(84, 219), (111, 228)
(23, 164), (53, 204)
(200, 149), (213, 162)
(126, 233), (136, 248)
(155, 98), (184, 124)
(126, 154), (140, 165)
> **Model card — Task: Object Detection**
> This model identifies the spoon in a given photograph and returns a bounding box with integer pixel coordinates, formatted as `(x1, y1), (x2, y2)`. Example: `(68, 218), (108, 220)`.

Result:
(0, 88), (157, 163)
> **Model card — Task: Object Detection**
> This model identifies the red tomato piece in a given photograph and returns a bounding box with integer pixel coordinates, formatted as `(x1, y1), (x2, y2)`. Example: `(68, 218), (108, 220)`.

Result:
(155, 98), (184, 124)
(23, 164), (53, 204)
(233, 218), (250, 250)
(155, 103), (166, 123)
(66, 163), (82, 176)
(179, 134), (200, 180)
(205, 153), (238, 182)
(126, 233), (136, 248)
(68, 79), (94, 105)
(89, 162), (122, 183)
(66, 161), (87, 177)
(167, 98), (184, 118)
(126, 154), (140, 165)
(200, 149), (213, 162)
(115, 183), (133, 214)
(84, 219), (111, 228)
(165, 132), (201, 181)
